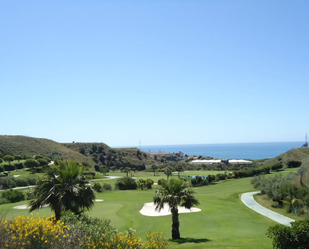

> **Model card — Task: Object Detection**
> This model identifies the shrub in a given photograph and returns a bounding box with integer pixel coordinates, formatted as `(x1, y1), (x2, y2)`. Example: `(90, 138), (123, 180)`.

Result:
(287, 160), (302, 168)
(158, 178), (166, 185)
(145, 179), (154, 189)
(4, 164), (15, 171)
(14, 176), (28, 187)
(2, 189), (25, 203)
(267, 219), (309, 249)
(115, 177), (137, 190)
(0, 198), (9, 205)
(0, 176), (16, 189)
(102, 183), (112, 191)
(27, 175), (40, 185)
(93, 183), (103, 192)
(25, 190), (36, 200)
(0, 212), (170, 249)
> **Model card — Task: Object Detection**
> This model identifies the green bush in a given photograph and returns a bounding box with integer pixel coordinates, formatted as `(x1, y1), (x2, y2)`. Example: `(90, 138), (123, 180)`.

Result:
(25, 190), (36, 200)
(191, 175), (208, 187)
(267, 219), (309, 249)
(0, 176), (16, 189)
(4, 165), (15, 171)
(27, 175), (40, 185)
(14, 176), (28, 187)
(158, 178), (166, 185)
(2, 189), (25, 203)
(0, 197), (9, 205)
(287, 160), (302, 168)
(145, 178), (154, 189)
(15, 163), (24, 170)
(93, 183), (103, 192)
(115, 176), (137, 190)
(102, 183), (112, 191)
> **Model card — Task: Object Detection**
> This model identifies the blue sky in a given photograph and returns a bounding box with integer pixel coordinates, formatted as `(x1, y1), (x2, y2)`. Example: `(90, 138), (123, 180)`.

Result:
(1, 0), (309, 147)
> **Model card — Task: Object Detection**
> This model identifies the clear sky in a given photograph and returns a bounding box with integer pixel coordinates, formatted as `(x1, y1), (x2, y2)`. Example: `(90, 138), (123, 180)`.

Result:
(1, 0), (309, 147)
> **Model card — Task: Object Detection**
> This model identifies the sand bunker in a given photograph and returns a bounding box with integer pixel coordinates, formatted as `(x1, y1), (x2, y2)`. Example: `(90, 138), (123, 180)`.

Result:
(139, 202), (201, 217)
(94, 199), (104, 202)
(13, 204), (49, 209)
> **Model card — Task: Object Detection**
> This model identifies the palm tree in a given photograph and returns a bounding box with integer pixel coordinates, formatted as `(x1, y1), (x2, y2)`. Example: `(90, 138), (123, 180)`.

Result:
(164, 166), (173, 181)
(29, 161), (95, 220)
(154, 178), (199, 239)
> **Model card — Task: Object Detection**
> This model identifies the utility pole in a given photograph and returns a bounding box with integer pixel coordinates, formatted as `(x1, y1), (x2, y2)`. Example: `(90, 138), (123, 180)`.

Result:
(303, 133), (308, 148)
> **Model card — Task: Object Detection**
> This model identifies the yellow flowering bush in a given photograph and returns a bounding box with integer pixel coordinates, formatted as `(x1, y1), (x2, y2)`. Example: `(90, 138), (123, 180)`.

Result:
(1, 213), (73, 249)
(0, 213), (169, 249)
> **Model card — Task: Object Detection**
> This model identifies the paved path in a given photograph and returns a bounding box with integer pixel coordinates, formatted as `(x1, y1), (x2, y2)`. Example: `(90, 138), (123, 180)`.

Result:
(241, 191), (295, 227)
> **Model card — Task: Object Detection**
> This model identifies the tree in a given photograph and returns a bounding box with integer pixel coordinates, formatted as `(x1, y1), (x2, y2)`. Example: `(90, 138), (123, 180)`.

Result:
(3, 155), (14, 165)
(13, 155), (23, 163)
(175, 162), (185, 178)
(29, 161), (95, 220)
(287, 160), (302, 168)
(24, 159), (40, 169)
(151, 164), (158, 176)
(281, 184), (299, 213)
(124, 167), (131, 177)
(164, 166), (173, 181)
(154, 178), (199, 239)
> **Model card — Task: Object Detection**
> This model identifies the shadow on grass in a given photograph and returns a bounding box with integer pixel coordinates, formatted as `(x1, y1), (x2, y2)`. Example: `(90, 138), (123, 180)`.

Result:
(171, 237), (211, 244)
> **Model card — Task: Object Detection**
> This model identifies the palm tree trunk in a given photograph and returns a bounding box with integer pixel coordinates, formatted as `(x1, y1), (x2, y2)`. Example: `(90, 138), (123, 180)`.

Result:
(171, 207), (180, 239)
(55, 210), (61, 220)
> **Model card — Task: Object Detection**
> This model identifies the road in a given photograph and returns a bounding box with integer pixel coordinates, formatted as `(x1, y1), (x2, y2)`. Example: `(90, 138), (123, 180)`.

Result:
(241, 191), (295, 227)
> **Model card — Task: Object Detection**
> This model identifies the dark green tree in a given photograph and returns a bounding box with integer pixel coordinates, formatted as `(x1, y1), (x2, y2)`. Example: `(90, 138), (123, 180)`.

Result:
(3, 155), (14, 165)
(154, 178), (199, 239)
(13, 155), (23, 163)
(24, 159), (40, 169)
(164, 166), (173, 181)
(151, 164), (158, 176)
(175, 162), (185, 178)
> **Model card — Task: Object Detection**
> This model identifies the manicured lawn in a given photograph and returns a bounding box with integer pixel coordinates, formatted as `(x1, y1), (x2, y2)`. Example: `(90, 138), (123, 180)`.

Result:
(0, 174), (277, 248)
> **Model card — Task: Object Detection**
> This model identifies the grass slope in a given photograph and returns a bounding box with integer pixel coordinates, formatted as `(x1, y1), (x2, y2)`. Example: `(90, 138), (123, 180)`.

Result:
(1, 175), (278, 249)
(0, 135), (95, 166)
(262, 147), (309, 167)
(63, 142), (156, 166)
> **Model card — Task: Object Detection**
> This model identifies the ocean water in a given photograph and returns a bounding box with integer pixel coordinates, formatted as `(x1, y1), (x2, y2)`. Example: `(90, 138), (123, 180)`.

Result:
(135, 142), (304, 160)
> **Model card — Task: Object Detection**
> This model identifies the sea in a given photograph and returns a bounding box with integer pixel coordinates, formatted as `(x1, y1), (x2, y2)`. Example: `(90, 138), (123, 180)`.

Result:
(129, 142), (305, 160)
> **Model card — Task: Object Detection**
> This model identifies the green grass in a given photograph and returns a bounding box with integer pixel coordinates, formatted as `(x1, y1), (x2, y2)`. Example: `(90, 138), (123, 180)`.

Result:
(0, 175), (278, 249)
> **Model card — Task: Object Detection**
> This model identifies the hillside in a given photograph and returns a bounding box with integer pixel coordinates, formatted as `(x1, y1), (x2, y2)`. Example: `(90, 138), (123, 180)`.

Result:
(0, 135), (156, 168)
(0, 135), (95, 165)
(262, 147), (309, 168)
(63, 142), (156, 167)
